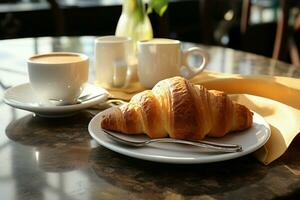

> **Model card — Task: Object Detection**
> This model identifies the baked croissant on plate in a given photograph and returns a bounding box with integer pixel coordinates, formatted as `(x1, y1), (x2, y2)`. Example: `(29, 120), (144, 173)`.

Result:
(101, 76), (253, 140)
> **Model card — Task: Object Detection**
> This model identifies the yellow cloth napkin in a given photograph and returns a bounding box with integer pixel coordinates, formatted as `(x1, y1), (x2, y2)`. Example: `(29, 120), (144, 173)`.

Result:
(229, 94), (300, 165)
(100, 71), (300, 165)
(102, 81), (144, 101)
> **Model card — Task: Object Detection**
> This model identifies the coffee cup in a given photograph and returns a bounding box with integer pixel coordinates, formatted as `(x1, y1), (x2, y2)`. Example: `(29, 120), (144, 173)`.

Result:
(27, 52), (89, 105)
(94, 36), (135, 88)
(137, 38), (208, 88)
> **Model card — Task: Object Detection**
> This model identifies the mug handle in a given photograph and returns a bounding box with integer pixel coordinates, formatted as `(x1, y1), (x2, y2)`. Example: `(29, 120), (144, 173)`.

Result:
(113, 59), (128, 88)
(181, 47), (208, 79)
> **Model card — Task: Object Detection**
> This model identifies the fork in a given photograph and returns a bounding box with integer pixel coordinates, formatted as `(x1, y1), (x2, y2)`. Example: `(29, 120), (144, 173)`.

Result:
(103, 130), (243, 153)
(49, 93), (106, 106)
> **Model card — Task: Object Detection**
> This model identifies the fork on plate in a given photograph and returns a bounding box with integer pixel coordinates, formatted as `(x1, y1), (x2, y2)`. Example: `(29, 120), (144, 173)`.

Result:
(103, 129), (243, 153)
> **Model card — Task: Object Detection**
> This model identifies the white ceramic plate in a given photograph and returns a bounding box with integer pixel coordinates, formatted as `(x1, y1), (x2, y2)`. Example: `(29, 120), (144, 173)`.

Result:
(88, 111), (271, 164)
(4, 83), (108, 117)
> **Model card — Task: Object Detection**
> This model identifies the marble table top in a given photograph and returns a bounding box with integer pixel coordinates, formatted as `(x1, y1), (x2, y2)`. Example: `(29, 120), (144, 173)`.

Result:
(0, 36), (300, 200)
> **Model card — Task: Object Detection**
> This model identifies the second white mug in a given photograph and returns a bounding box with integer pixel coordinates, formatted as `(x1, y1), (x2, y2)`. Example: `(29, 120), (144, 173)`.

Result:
(94, 36), (134, 88)
(137, 38), (208, 88)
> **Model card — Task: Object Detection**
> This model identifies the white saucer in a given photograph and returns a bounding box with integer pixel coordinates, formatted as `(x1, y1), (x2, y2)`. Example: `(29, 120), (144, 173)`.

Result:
(88, 111), (270, 164)
(4, 83), (108, 117)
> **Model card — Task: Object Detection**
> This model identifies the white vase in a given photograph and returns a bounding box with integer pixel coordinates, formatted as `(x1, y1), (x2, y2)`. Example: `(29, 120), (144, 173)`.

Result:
(115, 0), (153, 51)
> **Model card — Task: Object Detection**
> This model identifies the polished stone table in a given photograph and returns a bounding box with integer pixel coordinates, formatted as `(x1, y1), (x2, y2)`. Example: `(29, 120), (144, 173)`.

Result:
(0, 36), (300, 200)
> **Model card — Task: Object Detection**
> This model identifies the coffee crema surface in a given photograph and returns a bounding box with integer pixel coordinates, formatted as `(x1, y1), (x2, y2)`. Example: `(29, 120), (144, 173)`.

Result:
(30, 55), (84, 64)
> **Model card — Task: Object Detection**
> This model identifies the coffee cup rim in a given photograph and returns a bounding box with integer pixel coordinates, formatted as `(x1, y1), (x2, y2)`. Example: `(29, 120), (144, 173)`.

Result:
(138, 38), (180, 45)
(95, 36), (132, 43)
(27, 52), (88, 65)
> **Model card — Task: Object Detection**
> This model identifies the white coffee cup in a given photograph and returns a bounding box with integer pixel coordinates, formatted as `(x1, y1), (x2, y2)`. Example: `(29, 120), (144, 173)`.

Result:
(137, 38), (208, 88)
(94, 36), (135, 88)
(27, 52), (89, 105)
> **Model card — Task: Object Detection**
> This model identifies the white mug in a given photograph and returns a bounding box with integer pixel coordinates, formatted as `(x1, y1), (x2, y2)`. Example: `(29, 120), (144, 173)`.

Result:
(137, 38), (208, 88)
(94, 36), (134, 88)
(27, 52), (89, 105)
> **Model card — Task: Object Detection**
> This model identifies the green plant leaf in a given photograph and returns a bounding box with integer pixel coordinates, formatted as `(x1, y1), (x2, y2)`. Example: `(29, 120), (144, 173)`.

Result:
(147, 0), (169, 16)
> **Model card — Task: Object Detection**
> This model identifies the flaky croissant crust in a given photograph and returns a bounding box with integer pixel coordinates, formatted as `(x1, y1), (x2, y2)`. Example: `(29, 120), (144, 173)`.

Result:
(101, 76), (253, 139)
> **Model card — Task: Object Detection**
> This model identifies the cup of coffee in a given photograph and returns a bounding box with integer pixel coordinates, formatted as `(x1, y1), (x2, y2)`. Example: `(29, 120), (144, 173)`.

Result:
(94, 36), (135, 88)
(137, 38), (208, 88)
(27, 52), (89, 105)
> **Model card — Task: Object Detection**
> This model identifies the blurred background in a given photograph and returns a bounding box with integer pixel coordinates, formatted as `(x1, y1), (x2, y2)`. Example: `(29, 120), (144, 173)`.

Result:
(0, 0), (299, 66)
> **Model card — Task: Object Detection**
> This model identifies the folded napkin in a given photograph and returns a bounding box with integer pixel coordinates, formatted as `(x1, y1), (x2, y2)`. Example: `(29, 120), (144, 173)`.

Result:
(229, 94), (300, 165)
(103, 81), (144, 101)
(99, 71), (300, 165)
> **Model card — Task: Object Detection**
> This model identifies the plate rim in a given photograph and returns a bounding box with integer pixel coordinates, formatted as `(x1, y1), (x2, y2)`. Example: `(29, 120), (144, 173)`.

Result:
(88, 111), (271, 164)
(3, 82), (108, 115)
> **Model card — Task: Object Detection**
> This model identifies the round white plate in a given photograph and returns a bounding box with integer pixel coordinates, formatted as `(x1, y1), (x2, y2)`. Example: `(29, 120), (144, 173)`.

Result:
(4, 83), (108, 117)
(88, 111), (270, 164)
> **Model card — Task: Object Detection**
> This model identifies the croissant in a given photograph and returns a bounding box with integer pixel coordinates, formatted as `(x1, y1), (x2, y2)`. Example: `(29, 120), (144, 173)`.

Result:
(101, 76), (253, 139)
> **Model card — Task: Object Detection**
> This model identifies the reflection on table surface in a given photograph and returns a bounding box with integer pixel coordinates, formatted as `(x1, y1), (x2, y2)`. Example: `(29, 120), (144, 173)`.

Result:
(0, 36), (300, 200)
